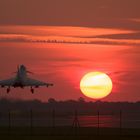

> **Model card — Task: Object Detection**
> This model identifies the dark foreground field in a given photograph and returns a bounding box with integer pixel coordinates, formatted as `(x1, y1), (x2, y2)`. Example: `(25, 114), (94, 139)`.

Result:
(1, 135), (140, 140)
(0, 127), (140, 140)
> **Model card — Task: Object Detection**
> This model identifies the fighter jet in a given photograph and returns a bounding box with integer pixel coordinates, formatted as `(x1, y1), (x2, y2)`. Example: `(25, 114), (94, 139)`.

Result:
(0, 65), (53, 93)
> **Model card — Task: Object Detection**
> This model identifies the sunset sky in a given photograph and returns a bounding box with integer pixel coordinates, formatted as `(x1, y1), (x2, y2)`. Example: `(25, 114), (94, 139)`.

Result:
(0, 0), (140, 102)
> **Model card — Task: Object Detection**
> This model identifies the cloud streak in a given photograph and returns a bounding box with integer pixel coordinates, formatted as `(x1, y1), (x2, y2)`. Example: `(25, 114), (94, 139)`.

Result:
(0, 26), (139, 46)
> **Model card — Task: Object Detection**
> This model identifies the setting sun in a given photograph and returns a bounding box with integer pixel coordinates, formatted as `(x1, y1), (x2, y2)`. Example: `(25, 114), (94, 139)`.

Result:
(80, 72), (113, 99)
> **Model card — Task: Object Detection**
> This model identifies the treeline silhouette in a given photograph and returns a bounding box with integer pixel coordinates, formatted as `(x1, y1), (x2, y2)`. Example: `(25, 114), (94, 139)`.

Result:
(0, 97), (140, 114)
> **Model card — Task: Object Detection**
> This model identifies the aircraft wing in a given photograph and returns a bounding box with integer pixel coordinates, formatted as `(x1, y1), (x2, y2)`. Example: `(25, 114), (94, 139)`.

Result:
(0, 78), (15, 86)
(24, 78), (53, 87)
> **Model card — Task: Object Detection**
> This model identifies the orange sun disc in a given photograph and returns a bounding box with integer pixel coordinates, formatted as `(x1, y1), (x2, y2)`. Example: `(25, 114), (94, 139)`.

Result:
(80, 72), (113, 99)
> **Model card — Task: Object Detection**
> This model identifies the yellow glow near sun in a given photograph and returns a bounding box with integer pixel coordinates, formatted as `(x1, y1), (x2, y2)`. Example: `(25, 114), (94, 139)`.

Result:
(80, 72), (113, 99)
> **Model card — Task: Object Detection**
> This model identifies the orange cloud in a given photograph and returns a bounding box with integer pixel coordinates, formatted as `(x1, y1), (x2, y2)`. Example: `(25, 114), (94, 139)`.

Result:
(0, 25), (139, 46)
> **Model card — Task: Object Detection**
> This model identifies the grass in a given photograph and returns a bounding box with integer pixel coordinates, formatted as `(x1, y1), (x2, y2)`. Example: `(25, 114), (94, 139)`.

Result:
(0, 127), (140, 140)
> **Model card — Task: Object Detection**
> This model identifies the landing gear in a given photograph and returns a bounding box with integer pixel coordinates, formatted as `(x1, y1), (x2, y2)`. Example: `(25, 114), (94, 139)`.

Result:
(7, 87), (10, 93)
(31, 87), (34, 94)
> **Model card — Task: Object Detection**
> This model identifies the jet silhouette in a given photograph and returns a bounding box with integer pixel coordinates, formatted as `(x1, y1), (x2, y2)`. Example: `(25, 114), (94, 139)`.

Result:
(0, 65), (53, 93)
